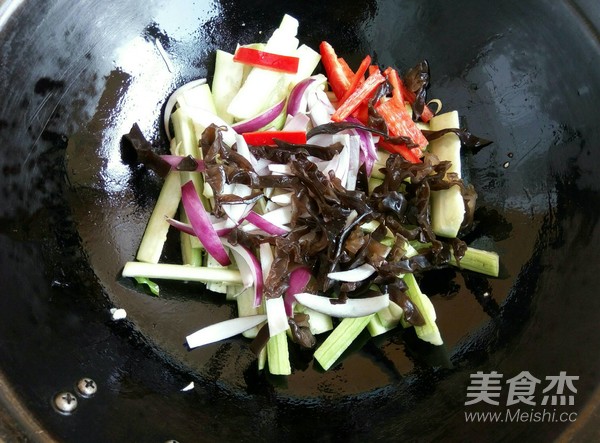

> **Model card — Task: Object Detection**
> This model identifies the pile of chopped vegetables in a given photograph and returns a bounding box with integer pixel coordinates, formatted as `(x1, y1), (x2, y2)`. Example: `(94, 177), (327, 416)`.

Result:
(121, 14), (498, 374)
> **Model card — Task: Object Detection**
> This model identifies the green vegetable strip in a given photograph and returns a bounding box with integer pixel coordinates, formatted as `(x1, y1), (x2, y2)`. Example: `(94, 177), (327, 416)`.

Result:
(135, 171), (181, 264)
(367, 314), (392, 337)
(122, 261), (242, 284)
(314, 315), (374, 370)
(376, 300), (404, 328)
(266, 331), (291, 375)
(171, 108), (208, 265)
(134, 276), (160, 296)
(179, 211), (203, 267)
(428, 111), (464, 238)
(449, 247), (499, 277)
(403, 273), (443, 346)
(205, 253), (231, 294)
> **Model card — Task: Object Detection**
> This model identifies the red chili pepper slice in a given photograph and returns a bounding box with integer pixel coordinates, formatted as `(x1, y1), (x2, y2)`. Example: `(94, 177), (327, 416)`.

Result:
(319, 41), (352, 100)
(233, 47), (299, 74)
(331, 70), (386, 122)
(338, 54), (372, 105)
(242, 131), (307, 146)
(384, 67), (434, 122)
(376, 98), (429, 150)
(378, 139), (422, 164)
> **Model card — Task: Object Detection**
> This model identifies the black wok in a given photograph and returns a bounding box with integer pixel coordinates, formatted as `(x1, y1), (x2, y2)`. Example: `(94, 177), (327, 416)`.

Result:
(1, 0), (599, 441)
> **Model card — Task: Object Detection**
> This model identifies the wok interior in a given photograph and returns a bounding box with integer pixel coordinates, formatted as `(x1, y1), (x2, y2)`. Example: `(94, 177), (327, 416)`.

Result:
(0, 0), (599, 441)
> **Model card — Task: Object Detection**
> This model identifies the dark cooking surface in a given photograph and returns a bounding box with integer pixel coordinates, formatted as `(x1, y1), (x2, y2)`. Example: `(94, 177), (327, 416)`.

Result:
(1, 0), (599, 441)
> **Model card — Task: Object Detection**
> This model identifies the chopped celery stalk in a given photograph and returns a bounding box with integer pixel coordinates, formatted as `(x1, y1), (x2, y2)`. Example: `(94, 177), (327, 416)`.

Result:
(449, 247), (500, 277)
(225, 283), (242, 301)
(377, 300), (404, 329)
(171, 107), (205, 202)
(122, 262), (243, 284)
(180, 209), (202, 251)
(428, 110), (464, 238)
(177, 83), (217, 116)
(135, 171), (181, 264)
(227, 15), (299, 120)
(429, 111), (461, 176)
(212, 49), (244, 124)
(134, 276), (160, 296)
(360, 220), (381, 233)
(368, 314), (393, 337)
(171, 107), (200, 158)
(236, 287), (261, 338)
(403, 273), (443, 346)
(294, 304), (333, 335)
(205, 253), (231, 294)
(314, 315), (374, 370)
(258, 347), (267, 371)
(291, 44), (321, 85)
(267, 331), (291, 375)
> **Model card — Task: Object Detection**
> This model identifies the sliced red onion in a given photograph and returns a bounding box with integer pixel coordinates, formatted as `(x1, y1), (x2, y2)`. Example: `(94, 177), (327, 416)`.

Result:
(160, 155), (206, 171)
(282, 112), (311, 132)
(286, 77), (315, 116)
(294, 292), (389, 318)
(232, 98), (286, 134)
(327, 263), (376, 282)
(167, 217), (234, 238)
(346, 117), (378, 175)
(307, 87), (335, 127)
(181, 181), (231, 266)
(222, 239), (263, 308)
(284, 266), (312, 316)
(245, 211), (290, 236)
(186, 314), (267, 348)
(166, 217), (196, 236)
(211, 218), (237, 237)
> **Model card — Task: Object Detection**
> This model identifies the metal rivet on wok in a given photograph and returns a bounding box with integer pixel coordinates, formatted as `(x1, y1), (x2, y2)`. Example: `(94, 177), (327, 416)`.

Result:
(53, 391), (78, 414)
(76, 377), (97, 397)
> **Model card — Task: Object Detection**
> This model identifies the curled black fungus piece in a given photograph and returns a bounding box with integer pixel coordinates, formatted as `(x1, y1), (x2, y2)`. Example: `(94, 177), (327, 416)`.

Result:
(403, 60), (430, 122)
(307, 121), (418, 149)
(121, 123), (171, 177)
(182, 123), (488, 335)
(175, 155), (199, 171)
(422, 128), (493, 152)
(288, 314), (317, 349)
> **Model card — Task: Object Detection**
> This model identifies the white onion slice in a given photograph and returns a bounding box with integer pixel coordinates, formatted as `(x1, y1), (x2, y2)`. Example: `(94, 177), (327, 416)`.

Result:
(327, 263), (376, 282)
(222, 239), (263, 307)
(282, 112), (311, 132)
(294, 292), (389, 318)
(186, 314), (267, 348)
(266, 297), (289, 337)
(163, 79), (207, 140)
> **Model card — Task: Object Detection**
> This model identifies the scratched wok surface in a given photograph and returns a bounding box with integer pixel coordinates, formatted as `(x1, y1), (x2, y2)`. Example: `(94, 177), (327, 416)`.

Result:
(1, 0), (600, 441)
